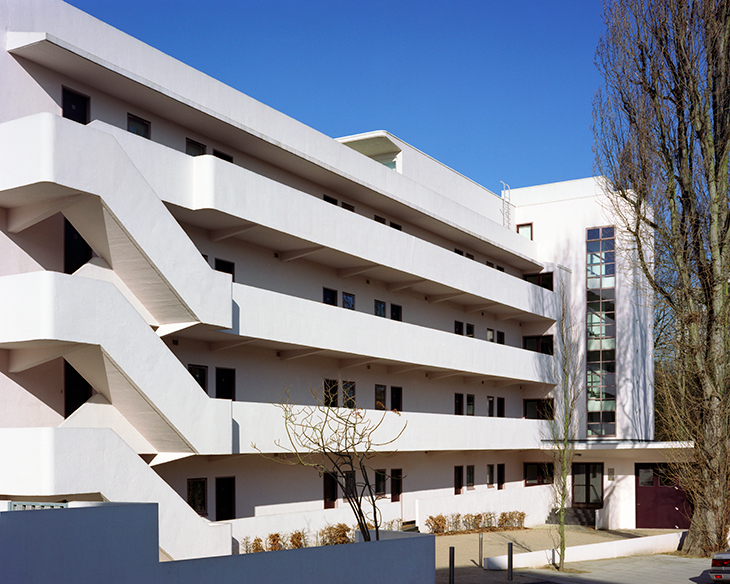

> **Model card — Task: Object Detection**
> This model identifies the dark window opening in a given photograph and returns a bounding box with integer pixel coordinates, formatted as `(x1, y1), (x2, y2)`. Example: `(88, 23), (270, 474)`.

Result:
(391, 469), (402, 502)
(186, 138), (206, 156)
(524, 272), (554, 291)
(466, 394), (475, 416)
(343, 381), (356, 408)
(497, 397), (505, 418)
(324, 473), (337, 509)
(323, 194), (338, 205)
(323, 288), (337, 306)
(524, 398), (554, 420)
(324, 379), (338, 407)
(341, 202), (355, 212)
(187, 478), (207, 516)
(375, 385), (386, 410)
(466, 323), (475, 338)
(213, 149), (233, 163)
(455, 393), (464, 415)
(454, 249), (464, 256)
(497, 331), (505, 345)
(391, 386), (403, 412)
(497, 464), (505, 490)
(487, 396), (494, 417)
(342, 292), (355, 310)
(216, 367), (235, 400)
(466, 465), (475, 489)
(62, 87), (89, 124)
(390, 222), (402, 231)
(454, 466), (464, 495)
(487, 464), (495, 487)
(466, 253), (475, 260)
(344, 470), (356, 498)
(391, 304), (402, 321)
(454, 321), (464, 335)
(214, 258), (234, 278)
(374, 215), (386, 224)
(375, 469), (386, 496)
(523, 335), (554, 355)
(188, 364), (208, 393)
(127, 113), (150, 138)
(215, 476), (235, 521)
(525, 463), (553, 486)
(374, 300), (386, 317)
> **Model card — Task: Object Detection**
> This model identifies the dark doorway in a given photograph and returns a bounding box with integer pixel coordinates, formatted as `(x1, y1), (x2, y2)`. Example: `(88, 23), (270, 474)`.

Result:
(324, 472), (337, 509)
(454, 466), (464, 495)
(391, 386), (402, 412)
(215, 476), (235, 521)
(62, 88), (89, 124)
(64, 219), (92, 274)
(573, 463), (603, 509)
(635, 463), (691, 528)
(215, 367), (235, 400)
(64, 360), (92, 417)
(497, 397), (505, 418)
(391, 469), (402, 502)
(497, 463), (505, 490)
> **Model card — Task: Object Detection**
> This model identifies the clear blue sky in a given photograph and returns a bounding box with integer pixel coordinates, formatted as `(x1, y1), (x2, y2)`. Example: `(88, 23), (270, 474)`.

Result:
(66, 0), (605, 195)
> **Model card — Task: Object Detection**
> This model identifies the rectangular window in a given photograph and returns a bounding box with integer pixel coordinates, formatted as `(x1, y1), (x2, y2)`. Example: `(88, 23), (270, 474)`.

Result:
(524, 463), (553, 486)
(497, 463), (505, 490)
(374, 215), (386, 224)
(343, 381), (356, 408)
(213, 149), (233, 163)
(496, 331), (505, 345)
(62, 87), (89, 125)
(324, 473), (338, 509)
(454, 466), (464, 495)
(524, 272), (554, 291)
(186, 138), (206, 156)
(496, 266), (505, 273)
(375, 384), (386, 410)
(374, 300), (386, 317)
(486, 261), (495, 268)
(341, 202), (355, 212)
(465, 253), (475, 260)
(454, 321), (464, 335)
(344, 470), (356, 497)
(215, 367), (235, 400)
(323, 194), (338, 205)
(391, 469), (402, 502)
(127, 113), (150, 138)
(188, 364), (208, 393)
(187, 478), (207, 516)
(573, 463), (604, 508)
(454, 393), (464, 415)
(487, 464), (495, 487)
(342, 292), (355, 310)
(375, 469), (387, 496)
(324, 379), (338, 407)
(517, 223), (533, 240)
(523, 335), (554, 355)
(487, 396), (494, 417)
(389, 222), (402, 231)
(391, 386), (402, 412)
(487, 328), (495, 342)
(466, 323), (475, 338)
(466, 394), (475, 416)
(215, 476), (236, 521)
(391, 304), (402, 321)
(524, 398), (554, 420)
(323, 288), (337, 306)
(214, 258), (235, 278)
(497, 397), (505, 418)
(466, 465), (475, 489)
(454, 249), (464, 256)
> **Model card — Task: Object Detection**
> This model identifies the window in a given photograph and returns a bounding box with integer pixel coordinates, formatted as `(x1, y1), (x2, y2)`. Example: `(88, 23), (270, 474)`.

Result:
(344, 470), (356, 497)
(188, 364), (208, 393)
(487, 396), (494, 417)
(375, 469), (386, 496)
(187, 478), (207, 516)
(375, 384), (386, 410)
(496, 265), (505, 272)
(342, 292), (355, 310)
(323, 288), (337, 306)
(454, 249), (464, 256)
(465, 252), (475, 260)
(391, 469), (402, 502)
(487, 328), (495, 342)
(497, 463), (505, 490)
(496, 331), (505, 345)
(486, 261), (495, 268)
(62, 87), (89, 124)
(324, 473), (338, 509)
(215, 476), (235, 521)
(454, 321), (464, 335)
(391, 304), (402, 321)
(341, 202), (355, 212)
(466, 465), (475, 489)
(524, 272), (554, 291)
(214, 258), (235, 278)
(466, 323), (475, 338)
(343, 381), (356, 408)
(454, 466), (464, 495)
(523, 335), (554, 355)
(374, 300), (386, 317)
(127, 114), (150, 138)
(524, 398), (554, 420)
(186, 138), (206, 156)
(517, 223), (533, 240)
(216, 367), (235, 400)
(487, 464), (495, 487)
(573, 463), (604, 508)
(213, 149), (233, 163)
(497, 397), (505, 418)
(454, 393), (464, 415)
(391, 386), (402, 412)
(324, 379), (338, 407)
(323, 194), (338, 205)
(524, 463), (553, 486)
(466, 394), (475, 416)
(374, 215), (386, 224)
(390, 222), (402, 231)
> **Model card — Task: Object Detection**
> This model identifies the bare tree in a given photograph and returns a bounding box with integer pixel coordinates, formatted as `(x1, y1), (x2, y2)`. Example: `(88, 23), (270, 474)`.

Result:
(594, 0), (730, 555)
(254, 385), (406, 542)
(546, 275), (584, 571)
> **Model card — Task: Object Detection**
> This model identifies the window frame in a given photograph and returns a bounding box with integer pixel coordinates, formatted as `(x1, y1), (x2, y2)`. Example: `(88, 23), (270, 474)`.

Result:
(187, 477), (207, 516)
(127, 113), (150, 138)
(524, 462), (554, 486)
(342, 292), (355, 310)
(188, 364), (208, 394)
(324, 379), (338, 407)
(186, 138), (206, 156)
(323, 288), (338, 306)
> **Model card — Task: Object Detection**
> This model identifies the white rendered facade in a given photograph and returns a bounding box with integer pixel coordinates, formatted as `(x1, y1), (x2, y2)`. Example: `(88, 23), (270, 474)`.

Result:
(0, 0), (667, 561)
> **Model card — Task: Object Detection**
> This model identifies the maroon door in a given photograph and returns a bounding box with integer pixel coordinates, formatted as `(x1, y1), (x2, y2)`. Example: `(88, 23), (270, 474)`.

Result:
(635, 463), (691, 528)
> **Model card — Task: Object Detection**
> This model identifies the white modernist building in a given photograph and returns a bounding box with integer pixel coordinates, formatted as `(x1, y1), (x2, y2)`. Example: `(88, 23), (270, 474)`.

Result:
(0, 0), (683, 562)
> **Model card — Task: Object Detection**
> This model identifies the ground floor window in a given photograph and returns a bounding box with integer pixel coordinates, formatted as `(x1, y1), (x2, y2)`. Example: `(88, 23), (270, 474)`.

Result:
(524, 462), (553, 486)
(572, 463), (603, 509)
(187, 478), (207, 516)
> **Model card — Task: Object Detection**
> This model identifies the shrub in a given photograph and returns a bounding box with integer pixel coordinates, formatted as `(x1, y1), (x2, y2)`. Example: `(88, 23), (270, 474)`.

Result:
(319, 523), (352, 545)
(425, 514), (447, 534)
(289, 530), (306, 549)
(448, 513), (462, 533)
(498, 511), (526, 528)
(240, 536), (252, 554)
(266, 532), (282, 551)
(251, 537), (265, 553)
